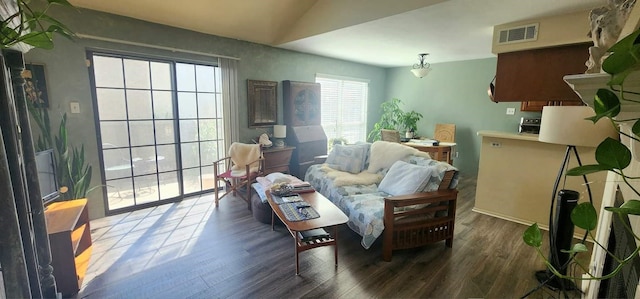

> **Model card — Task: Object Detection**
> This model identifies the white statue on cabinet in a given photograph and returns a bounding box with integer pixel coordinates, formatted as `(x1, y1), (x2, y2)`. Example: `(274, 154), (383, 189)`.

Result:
(586, 0), (636, 73)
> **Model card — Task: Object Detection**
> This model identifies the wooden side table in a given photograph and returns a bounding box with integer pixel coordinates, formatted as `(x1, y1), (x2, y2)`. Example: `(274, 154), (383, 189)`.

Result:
(262, 146), (295, 175)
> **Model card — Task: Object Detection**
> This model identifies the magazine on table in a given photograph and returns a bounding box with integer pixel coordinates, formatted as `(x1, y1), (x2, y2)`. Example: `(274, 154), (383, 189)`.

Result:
(297, 228), (330, 242)
(272, 193), (303, 204)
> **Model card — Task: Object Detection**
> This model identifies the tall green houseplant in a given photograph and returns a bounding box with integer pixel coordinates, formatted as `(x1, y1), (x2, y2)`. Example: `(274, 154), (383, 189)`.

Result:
(368, 98), (423, 141)
(28, 102), (93, 200)
(523, 27), (640, 286)
(6, 0), (89, 200)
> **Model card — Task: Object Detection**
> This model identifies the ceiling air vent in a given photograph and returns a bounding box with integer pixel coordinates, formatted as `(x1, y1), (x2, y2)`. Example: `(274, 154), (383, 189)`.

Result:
(497, 23), (538, 44)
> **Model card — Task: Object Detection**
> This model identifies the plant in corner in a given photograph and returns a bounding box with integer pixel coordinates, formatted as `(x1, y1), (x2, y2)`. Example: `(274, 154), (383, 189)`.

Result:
(6, 0), (88, 200)
(367, 98), (423, 141)
(523, 27), (640, 289)
(28, 100), (93, 200)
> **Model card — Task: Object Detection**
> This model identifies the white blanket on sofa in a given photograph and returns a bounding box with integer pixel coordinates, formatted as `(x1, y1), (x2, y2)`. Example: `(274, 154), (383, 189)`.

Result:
(320, 164), (383, 186)
(366, 141), (430, 173)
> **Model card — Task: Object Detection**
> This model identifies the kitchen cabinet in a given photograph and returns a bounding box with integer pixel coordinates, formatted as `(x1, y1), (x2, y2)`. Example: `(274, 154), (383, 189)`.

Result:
(520, 99), (583, 112)
(493, 43), (591, 103)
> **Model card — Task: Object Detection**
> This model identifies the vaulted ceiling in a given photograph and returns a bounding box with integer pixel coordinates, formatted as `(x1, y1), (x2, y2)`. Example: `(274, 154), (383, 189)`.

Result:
(69, 0), (606, 67)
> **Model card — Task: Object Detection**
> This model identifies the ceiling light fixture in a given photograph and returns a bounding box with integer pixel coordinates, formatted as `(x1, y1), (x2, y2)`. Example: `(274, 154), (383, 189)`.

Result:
(411, 53), (431, 78)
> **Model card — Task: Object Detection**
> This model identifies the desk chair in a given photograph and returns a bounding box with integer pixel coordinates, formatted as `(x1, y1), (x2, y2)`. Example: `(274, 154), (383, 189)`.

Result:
(434, 124), (456, 143)
(213, 142), (264, 209)
(381, 129), (401, 143)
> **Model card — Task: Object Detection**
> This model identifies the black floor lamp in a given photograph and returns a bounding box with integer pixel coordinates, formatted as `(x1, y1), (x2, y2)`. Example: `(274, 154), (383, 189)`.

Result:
(535, 106), (618, 291)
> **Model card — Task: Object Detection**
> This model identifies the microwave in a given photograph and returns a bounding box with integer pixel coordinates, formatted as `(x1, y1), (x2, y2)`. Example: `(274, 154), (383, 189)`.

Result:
(519, 117), (541, 134)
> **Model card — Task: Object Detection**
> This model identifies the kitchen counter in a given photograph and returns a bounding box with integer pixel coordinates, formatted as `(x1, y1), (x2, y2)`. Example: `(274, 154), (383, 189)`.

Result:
(474, 130), (607, 233)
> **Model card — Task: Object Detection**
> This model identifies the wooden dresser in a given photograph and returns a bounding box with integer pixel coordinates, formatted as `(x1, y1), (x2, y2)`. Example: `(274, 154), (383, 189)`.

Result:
(262, 146), (295, 175)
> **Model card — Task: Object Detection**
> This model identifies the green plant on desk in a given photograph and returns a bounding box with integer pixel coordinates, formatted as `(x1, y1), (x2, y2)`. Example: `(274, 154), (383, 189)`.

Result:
(368, 98), (423, 141)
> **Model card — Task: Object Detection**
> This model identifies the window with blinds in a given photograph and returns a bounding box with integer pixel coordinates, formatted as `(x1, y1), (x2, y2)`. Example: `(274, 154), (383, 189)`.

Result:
(315, 75), (368, 145)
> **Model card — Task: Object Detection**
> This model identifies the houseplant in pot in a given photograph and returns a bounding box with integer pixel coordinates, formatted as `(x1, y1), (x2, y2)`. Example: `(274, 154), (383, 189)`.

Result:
(523, 27), (640, 295)
(368, 98), (423, 141)
(401, 110), (423, 139)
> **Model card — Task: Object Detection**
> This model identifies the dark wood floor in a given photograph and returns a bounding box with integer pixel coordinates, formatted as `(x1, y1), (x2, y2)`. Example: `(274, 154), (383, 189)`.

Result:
(78, 176), (585, 298)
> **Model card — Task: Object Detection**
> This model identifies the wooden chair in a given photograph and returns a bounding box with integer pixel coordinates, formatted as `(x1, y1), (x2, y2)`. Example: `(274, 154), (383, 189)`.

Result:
(434, 124), (456, 143)
(381, 129), (401, 143)
(212, 142), (264, 210)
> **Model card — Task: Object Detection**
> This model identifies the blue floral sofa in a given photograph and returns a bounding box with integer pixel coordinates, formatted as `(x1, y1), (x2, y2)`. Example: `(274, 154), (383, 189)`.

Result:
(304, 141), (459, 261)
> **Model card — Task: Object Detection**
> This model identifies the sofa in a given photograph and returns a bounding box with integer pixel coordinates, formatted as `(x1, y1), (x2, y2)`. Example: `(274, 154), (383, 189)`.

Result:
(304, 141), (459, 261)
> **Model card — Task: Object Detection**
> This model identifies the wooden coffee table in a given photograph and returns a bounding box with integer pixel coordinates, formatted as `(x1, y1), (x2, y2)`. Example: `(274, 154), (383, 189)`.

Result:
(267, 191), (348, 275)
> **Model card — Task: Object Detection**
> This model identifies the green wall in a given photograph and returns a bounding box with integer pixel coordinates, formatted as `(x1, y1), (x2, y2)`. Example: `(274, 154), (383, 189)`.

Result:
(385, 58), (541, 176)
(24, 6), (387, 219)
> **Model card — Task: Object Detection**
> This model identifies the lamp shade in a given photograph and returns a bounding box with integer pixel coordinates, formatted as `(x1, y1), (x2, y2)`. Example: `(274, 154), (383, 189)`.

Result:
(273, 125), (287, 138)
(538, 106), (618, 147)
(411, 68), (430, 78)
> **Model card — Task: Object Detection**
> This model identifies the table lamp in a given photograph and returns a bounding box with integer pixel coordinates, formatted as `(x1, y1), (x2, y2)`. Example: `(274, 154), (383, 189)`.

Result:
(273, 125), (286, 147)
(535, 106), (618, 291)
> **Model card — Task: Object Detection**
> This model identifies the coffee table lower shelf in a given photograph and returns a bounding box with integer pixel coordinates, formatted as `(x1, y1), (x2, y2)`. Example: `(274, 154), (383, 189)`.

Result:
(267, 191), (348, 275)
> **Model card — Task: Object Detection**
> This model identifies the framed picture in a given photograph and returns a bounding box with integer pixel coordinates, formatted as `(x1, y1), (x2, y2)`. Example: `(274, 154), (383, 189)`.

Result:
(247, 79), (277, 127)
(22, 63), (49, 108)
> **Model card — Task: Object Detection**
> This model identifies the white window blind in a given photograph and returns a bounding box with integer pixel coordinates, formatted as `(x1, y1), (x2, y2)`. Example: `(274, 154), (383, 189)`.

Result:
(315, 75), (368, 144)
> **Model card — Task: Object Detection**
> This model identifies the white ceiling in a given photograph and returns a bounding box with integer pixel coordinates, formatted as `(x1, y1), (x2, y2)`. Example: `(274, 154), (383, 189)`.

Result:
(69, 0), (606, 67)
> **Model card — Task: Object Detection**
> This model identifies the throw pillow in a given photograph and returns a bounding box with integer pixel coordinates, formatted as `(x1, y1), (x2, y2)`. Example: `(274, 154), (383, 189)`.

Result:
(354, 142), (371, 169)
(326, 144), (366, 174)
(377, 161), (433, 196)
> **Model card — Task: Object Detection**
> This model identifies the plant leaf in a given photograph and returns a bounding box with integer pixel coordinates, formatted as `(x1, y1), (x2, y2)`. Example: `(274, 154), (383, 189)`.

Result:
(632, 119), (640, 138)
(595, 137), (632, 170)
(523, 223), (542, 247)
(592, 88), (621, 118)
(566, 164), (614, 176)
(603, 34), (640, 76)
(571, 202), (598, 231)
(19, 32), (54, 49)
(605, 200), (640, 215)
(561, 243), (589, 254)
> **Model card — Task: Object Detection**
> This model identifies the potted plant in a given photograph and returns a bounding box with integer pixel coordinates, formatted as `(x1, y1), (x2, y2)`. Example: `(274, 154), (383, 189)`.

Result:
(1, 0), (74, 51)
(523, 27), (640, 293)
(28, 100), (93, 200)
(368, 98), (423, 141)
(401, 110), (423, 138)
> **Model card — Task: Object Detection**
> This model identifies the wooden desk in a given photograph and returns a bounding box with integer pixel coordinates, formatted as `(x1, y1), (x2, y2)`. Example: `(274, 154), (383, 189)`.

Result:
(404, 142), (455, 165)
(262, 146), (295, 175)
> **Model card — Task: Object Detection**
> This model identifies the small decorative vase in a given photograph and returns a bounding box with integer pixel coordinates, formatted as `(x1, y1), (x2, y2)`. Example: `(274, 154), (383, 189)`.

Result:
(405, 131), (414, 139)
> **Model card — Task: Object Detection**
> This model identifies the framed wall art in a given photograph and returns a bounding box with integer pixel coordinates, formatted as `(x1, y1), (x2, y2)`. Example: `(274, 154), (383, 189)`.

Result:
(23, 63), (49, 108)
(247, 79), (277, 127)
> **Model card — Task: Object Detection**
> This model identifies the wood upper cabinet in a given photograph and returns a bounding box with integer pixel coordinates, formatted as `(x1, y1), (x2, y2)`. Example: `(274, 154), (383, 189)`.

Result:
(493, 43), (591, 103)
(520, 99), (583, 112)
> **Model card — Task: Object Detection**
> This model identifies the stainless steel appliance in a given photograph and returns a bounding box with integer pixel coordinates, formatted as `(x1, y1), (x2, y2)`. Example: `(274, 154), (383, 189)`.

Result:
(519, 117), (541, 134)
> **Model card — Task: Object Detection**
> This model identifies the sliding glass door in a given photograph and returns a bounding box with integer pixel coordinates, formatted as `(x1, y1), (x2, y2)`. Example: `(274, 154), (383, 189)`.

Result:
(89, 52), (225, 214)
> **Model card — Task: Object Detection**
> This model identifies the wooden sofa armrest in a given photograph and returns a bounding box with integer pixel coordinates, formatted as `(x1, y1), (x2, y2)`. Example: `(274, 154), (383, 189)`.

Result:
(382, 188), (458, 261)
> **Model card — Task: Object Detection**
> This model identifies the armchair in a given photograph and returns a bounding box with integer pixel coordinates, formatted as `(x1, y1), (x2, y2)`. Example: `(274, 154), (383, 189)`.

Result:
(213, 142), (264, 209)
